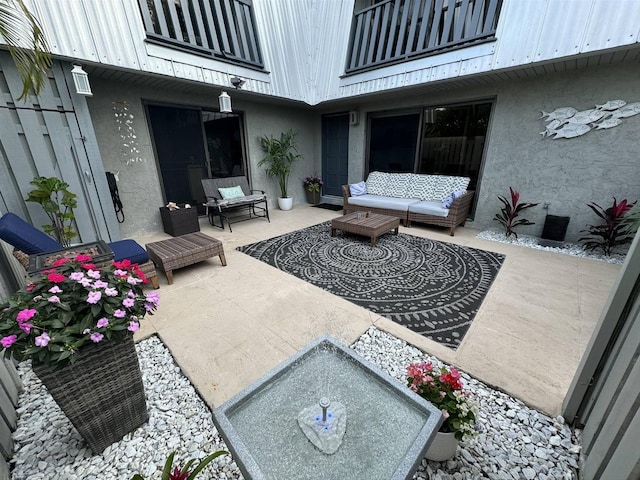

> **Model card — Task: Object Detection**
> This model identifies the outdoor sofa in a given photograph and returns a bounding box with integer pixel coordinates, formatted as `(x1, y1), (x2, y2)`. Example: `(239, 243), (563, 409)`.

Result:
(342, 171), (474, 236)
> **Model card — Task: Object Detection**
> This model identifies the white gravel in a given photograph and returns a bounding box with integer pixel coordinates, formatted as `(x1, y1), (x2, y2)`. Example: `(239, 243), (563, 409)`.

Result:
(11, 329), (581, 479)
(476, 230), (626, 264)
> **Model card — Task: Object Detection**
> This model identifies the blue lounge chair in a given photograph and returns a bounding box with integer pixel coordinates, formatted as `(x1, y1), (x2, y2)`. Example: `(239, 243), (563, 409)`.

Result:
(0, 212), (158, 288)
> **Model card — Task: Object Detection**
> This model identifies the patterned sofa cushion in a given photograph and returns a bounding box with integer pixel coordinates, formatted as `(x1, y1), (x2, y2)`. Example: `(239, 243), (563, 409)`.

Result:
(363, 172), (469, 201)
(405, 174), (437, 200)
(366, 172), (413, 198)
(430, 176), (471, 201)
(365, 171), (389, 196)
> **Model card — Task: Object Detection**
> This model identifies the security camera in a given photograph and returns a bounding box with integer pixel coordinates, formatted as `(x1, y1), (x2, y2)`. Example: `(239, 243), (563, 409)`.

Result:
(230, 77), (245, 89)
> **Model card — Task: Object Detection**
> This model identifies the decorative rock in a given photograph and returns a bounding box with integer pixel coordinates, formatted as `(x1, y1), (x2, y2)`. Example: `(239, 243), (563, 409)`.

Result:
(10, 328), (583, 480)
(549, 435), (561, 446)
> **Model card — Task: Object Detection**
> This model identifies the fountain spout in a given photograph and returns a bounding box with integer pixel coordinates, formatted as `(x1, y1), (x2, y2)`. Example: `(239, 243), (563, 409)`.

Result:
(319, 397), (330, 422)
(298, 396), (346, 455)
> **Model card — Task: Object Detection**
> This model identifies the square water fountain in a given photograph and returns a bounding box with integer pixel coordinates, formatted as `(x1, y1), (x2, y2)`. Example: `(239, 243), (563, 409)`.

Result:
(212, 335), (443, 480)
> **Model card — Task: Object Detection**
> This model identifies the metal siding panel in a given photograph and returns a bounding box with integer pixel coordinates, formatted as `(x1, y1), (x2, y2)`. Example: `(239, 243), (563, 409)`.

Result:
(32, 0), (99, 61)
(581, 0), (640, 52)
(15, 0), (640, 106)
(493, 0), (547, 69)
(534, 0), (594, 60)
(82, 0), (141, 68)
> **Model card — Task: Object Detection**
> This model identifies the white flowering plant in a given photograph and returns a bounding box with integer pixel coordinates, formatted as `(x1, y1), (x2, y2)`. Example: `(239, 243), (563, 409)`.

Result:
(0, 254), (159, 367)
(406, 362), (478, 441)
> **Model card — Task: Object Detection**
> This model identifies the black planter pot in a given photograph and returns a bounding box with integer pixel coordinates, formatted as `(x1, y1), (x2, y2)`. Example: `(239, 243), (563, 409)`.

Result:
(305, 190), (320, 205)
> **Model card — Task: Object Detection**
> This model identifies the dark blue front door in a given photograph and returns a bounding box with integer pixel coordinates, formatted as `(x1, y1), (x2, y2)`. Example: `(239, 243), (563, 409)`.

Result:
(322, 114), (349, 197)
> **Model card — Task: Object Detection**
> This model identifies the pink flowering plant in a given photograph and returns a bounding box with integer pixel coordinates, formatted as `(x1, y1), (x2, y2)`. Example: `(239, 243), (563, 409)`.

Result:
(303, 175), (323, 193)
(0, 255), (159, 367)
(406, 362), (478, 441)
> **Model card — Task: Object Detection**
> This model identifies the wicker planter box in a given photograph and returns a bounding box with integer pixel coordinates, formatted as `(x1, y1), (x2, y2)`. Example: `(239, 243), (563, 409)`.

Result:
(32, 335), (148, 453)
(27, 240), (113, 274)
(160, 205), (200, 237)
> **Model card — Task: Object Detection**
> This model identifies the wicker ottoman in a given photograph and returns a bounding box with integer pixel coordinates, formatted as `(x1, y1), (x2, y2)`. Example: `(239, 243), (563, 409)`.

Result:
(145, 232), (227, 285)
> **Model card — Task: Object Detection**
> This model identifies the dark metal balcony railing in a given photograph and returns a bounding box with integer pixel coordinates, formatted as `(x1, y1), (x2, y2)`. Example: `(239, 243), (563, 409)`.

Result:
(138, 0), (263, 68)
(346, 0), (502, 73)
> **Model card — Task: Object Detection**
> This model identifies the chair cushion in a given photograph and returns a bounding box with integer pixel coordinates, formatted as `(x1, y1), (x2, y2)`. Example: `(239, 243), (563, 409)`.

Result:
(349, 181), (367, 196)
(0, 212), (62, 254)
(218, 186), (245, 200)
(442, 190), (466, 208)
(408, 200), (450, 217)
(348, 194), (419, 212)
(108, 239), (149, 264)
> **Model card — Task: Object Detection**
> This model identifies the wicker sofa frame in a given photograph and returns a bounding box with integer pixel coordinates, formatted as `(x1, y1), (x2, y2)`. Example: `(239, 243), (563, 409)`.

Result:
(201, 176), (270, 232)
(341, 185), (474, 236)
(407, 190), (474, 235)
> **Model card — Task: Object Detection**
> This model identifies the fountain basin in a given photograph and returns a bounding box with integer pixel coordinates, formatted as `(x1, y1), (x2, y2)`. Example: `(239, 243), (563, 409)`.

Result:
(212, 335), (443, 480)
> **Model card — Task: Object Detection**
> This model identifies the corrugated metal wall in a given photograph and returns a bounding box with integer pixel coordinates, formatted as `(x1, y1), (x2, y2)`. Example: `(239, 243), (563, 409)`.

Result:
(20, 0), (639, 106)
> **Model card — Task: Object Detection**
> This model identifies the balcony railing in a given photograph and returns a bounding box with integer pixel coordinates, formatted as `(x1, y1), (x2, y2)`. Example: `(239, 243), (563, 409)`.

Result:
(137, 0), (263, 68)
(346, 0), (502, 73)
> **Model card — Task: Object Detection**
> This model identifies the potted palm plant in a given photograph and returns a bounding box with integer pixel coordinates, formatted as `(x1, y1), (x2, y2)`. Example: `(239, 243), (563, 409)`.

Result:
(258, 129), (301, 210)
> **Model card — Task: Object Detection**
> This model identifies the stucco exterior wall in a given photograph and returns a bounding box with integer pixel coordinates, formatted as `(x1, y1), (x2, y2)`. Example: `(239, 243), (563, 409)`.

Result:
(87, 79), (316, 237)
(473, 62), (640, 243)
(344, 62), (640, 244)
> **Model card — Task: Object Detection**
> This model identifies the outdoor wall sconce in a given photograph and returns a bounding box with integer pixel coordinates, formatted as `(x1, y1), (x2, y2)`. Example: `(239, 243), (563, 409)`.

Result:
(71, 64), (92, 96)
(230, 76), (245, 89)
(219, 91), (232, 113)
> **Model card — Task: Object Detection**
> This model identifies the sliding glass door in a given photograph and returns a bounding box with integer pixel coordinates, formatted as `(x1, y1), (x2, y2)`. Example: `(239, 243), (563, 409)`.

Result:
(145, 103), (246, 213)
(367, 101), (492, 203)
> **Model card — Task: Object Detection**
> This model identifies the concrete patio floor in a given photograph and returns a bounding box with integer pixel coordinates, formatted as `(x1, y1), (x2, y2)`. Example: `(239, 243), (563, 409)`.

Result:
(133, 205), (621, 417)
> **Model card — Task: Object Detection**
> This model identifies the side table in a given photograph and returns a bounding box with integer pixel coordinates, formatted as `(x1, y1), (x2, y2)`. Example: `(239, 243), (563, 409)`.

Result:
(146, 232), (226, 285)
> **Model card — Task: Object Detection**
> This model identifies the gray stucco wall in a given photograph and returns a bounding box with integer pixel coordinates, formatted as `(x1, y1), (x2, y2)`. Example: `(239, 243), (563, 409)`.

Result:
(474, 62), (640, 243)
(86, 61), (639, 243)
(87, 79), (316, 237)
(345, 62), (640, 244)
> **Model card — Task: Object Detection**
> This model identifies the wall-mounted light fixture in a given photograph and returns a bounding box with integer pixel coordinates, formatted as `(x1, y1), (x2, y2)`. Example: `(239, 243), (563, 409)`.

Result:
(230, 76), (245, 89)
(71, 64), (92, 96)
(219, 91), (232, 113)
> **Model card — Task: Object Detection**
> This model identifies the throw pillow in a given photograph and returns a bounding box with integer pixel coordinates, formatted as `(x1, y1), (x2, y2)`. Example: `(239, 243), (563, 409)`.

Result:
(349, 181), (367, 196)
(218, 185), (245, 199)
(365, 171), (390, 195)
(441, 190), (466, 209)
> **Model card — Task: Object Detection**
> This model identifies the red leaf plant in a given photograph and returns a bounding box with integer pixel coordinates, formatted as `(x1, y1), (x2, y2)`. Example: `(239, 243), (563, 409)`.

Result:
(493, 187), (539, 238)
(579, 197), (636, 256)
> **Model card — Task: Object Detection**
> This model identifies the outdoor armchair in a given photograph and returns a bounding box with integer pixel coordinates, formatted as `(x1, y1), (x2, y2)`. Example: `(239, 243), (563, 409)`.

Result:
(0, 212), (158, 288)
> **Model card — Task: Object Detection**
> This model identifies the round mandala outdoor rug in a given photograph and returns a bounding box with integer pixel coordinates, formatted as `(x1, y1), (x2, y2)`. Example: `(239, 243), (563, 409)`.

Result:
(237, 222), (505, 348)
